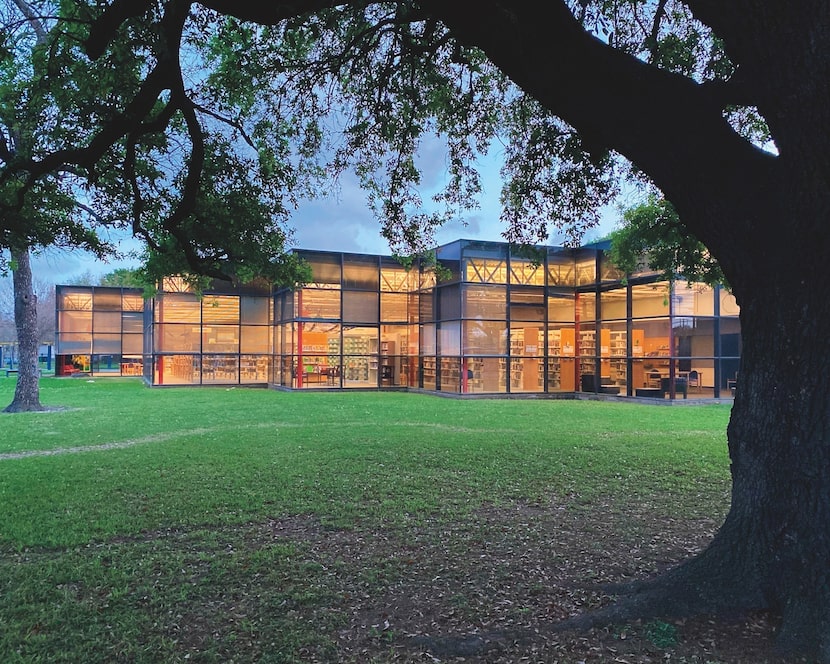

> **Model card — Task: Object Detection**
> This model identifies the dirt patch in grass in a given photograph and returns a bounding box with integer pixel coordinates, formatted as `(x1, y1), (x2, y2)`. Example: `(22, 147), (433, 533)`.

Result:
(3, 496), (804, 663)
(244, 498), (796, 663)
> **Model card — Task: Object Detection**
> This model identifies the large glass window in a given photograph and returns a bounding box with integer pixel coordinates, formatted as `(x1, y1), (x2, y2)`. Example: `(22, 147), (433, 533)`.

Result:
(93, 311), (121, 333)
(438, 322), (461, 356)
(202, 325), (239, 353)
(342, 326), (378, 387)
(673, 283), (715, 316)
(202, 355), (238, 383)
(299, 289), (340, 319)
(123, 334), (143, 355)
(307, 253), (341, 287)
(241, 296), (270, 324)
(155, 293), (200, 323)
(93, 289), (122, 311)
(600, 289), (627, 320)
(122, 311), (143, 333)
(419, 291), (435, 322)
(548, 293), (575, 322)
(381, 293), (408, 322)
(92, 335), (121, 354)
(122, 292), (144, 312)
(632, 283), (670, 318)
(343, 291), (379, 323)
(463, 285), (507, 319)
(464, 357), (505, 393)
(576, 292), (597, 322)
(202, 295), (239, 324)
(463, 320), (507, 355)
(61, 310), (92, 333)
(381, 265), (414, 292)
(156, 324), (200, 352)
(241, 325), (271, 353)
(58, 288), (92, 310)
(343, 255), (379, 290)
(548, 251), (575, 287)
(438, 284), (461, 320)
(156, 355), (200, 385)
(439, 357), (461, 393)
(464, 258), (508, 284)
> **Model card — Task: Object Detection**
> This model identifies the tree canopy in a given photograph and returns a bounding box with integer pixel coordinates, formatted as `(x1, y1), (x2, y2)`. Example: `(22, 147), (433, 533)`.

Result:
(3, 0), (830, 660)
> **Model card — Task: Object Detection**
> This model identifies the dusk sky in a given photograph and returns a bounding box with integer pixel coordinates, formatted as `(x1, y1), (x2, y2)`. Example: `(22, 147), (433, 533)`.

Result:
(27, 144), (624, 286)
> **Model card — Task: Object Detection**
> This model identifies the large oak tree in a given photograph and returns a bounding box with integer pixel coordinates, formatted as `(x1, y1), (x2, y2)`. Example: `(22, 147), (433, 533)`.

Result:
(3, 0), (829, 659)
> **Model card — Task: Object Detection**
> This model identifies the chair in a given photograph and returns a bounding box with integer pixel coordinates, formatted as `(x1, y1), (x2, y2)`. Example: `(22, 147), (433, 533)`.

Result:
(687, 370), (700, 391)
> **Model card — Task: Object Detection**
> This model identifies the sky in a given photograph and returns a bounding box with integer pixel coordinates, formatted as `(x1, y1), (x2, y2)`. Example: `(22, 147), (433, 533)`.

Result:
(28, 146), (626, 286)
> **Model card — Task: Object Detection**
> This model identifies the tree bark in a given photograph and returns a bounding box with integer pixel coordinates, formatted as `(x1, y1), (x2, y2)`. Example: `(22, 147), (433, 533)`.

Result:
(554, 274), (830, 660)
(4, 246), (46, 413)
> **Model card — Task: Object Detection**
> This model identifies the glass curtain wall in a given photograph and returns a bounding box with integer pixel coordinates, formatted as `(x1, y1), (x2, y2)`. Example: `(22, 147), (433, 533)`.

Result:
(150, 279), (271, 386)
(282, 252), (415, 389)
(50, 241), (742, 398)
(55, 286), (145, 377)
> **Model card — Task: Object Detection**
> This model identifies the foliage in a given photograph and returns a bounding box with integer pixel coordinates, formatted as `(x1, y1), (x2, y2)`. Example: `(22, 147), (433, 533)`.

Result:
(607, 196), (726, 287)
(98, 268), (144, 288)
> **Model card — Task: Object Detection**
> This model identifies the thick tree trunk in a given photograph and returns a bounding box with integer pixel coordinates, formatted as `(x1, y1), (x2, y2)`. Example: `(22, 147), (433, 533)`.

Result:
(559, 278), (830, 660)
(4, 246), (45, 413)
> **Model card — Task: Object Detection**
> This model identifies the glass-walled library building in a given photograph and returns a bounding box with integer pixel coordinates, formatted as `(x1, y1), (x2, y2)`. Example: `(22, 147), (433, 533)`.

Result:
(54, 239), (741, 399)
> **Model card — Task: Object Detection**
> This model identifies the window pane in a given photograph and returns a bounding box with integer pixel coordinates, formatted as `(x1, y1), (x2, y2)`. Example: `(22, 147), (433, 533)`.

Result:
(438, 284), (461, 320)
(93, 311), (121, 333)
(61, 310), (92, 333)
(343, 255), (379, 290)
(380, 265), (415, 292)
(123, 333), (143, 354)
(600, 289), (627, 320)
(241, 296), (270, 324)
(510, 304), (545, 322)
(241, 326), (271, 353)
(632, 283), (670, 318)
(155, 323), (200, 352)
(92, 334), (121, 354)
(673, 283), (715, 316)
(122, 293), (144, 311)
(93, 289), (122, 311)
(547, 293), (574, 322)
(420, 324), (436, 355)
(203, 295), (239, 324)
(203, 325), (239, 353)
(202, 355), (238, 383)
(57, 333), (91, 354)
(122, 311), (144, 333)
(510, 287), (544, 304)
(381, 293), (408, 322)
(299, 288), (340, 319)
(156, 354), (200, 385)
(156, 293), (200, 323)
(464, 258), (508, 283)
(419, 291), (434, 322)
(463, 285), (507, 319)
(577, 292), (596, 322)
(343, 291), (379, 323)
(438, 322), (461, 355)
(307, 253), (341, 287)
(509, 259), (545, 286)
(463, 320), (507, 355)
(58, 288), (92, 310)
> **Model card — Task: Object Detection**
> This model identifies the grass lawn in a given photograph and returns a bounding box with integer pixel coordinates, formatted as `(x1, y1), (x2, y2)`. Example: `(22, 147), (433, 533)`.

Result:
(0, 377), (775, 663)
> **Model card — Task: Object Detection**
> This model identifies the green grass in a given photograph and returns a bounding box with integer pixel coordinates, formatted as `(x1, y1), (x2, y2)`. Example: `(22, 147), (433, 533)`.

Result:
(0, 377), (733, 662)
